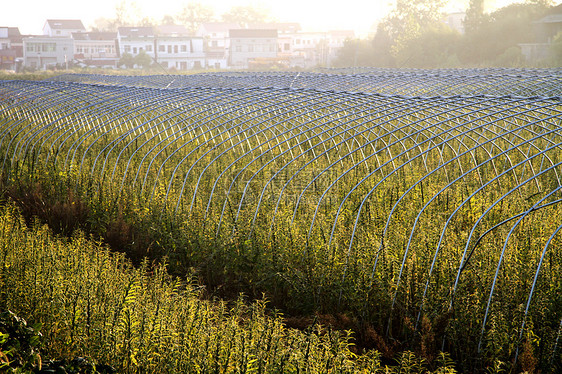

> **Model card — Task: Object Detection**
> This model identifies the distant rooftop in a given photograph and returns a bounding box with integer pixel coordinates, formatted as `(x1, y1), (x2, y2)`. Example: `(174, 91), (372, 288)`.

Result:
(200, 22), (241, 33)
(156, 25), (190, 36)
(45, 19), (85, 30)
(118, 27), (154, 38)
(248, 22), (301, 33)
(72, 31), (117, 41)
(229, 29), (278, 38)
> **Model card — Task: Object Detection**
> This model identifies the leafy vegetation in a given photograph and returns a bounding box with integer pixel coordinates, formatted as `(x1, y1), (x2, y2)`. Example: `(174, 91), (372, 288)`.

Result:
(0, 204), (463, 373)
(0, 73), (561, 372)
(335, 1), (562, 68)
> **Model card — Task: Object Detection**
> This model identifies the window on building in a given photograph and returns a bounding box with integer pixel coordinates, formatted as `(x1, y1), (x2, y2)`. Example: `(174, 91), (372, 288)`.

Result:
(248, 45), (254, 52)
(284, 43), (290, 51)
(167, 45), (172, 53)
(181, 61), (187, 70)
(124, 45), (131, 52)
(174, 45), (178, 53)
(41, 43), (56, 52)
(133, 47), (137, 54)
(146, 45), (152, 52)
(211, 40), (218, 47)
(159, 45), (165, 52)
(296, 39), (301, 44)
(235, 45), (241, 52)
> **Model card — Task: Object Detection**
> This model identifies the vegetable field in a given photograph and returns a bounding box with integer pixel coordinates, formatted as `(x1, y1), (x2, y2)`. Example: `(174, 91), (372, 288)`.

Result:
(1, 69), (561, 371)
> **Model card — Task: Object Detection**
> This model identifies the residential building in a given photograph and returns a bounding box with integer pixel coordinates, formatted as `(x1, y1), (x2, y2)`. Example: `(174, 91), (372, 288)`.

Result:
(229, 29), (278, 69)
(0, 27), (23, 70)
(325, 30), (355, 66)
(291, 31), (329, 68)
(155, 25), (204, 70)
(43, 19), (85, 37)
(73, 32), (118, 68)
(117, 27), (155, 61)
(197, 22), (241, 69)
(520, 4), (562, 62)
(23, 36), (73, 69)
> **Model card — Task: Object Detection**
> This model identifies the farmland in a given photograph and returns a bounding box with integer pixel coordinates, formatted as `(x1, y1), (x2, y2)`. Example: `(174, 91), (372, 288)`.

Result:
(0, 69), (561, 372)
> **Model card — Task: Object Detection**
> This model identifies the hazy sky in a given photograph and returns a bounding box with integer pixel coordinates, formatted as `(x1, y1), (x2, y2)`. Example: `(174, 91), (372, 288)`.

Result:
(3, 0), (523, 37)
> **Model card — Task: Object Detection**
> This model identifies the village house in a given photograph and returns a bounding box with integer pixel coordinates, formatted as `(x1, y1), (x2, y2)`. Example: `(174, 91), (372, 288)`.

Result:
(23, 36), (73, 69)
(520, 4), (562, 62)
(72, 32), (118, 68)
(155, 25), (205, 70)
(229, 29), (278, 69)
(43, 19), (85, 37)
(0, 27), (22, 70)
(197, 22), (241, 69)
(116, 26), (155, 62)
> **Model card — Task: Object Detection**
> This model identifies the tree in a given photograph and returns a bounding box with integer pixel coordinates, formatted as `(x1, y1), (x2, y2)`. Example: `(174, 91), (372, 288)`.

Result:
(161, 15), (176, 26)
(134, 50), (152, 69)
(114, 0), (141, 27)
(333, 39), (376, 68)
(379, 0), (445, 58)
(459, 3), (550, 65)
(179, 2), (215, 34)
(221, 5), (271, 27)
(464, 0), (486, 34)
(371, 25), (396, 67)
(394, 24), (461, 67)
(549, 31), (562, 65)
(118, 52), (135, 69)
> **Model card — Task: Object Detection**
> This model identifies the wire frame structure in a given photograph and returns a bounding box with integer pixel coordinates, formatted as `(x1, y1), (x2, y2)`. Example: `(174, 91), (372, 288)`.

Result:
(1, 70), (561, 369)
(51, 68), (562, 97)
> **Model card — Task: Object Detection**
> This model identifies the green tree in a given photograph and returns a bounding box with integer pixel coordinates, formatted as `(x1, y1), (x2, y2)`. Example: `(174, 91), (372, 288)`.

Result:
(221, 5), (271, 27)
(459, 3), (549, 65)
(379, 0), (445, 59)
(394, 24), (461, 68)
(134, 50), (152, 69)
(161, 15), (176, 25)
(464, 0), (486, 34)
(179, 2), (215, 34)
(549, 31), (562, 64)
(333, 39), (377, 68)
(118, 52), (135, 69)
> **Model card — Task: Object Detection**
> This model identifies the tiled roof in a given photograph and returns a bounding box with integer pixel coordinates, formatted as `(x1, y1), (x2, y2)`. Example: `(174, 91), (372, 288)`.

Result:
(229, 29), (278, 38)
(156, 25), (190, 36)
(46, 19), (85, 30)
(201, 22), (241, 33)
(118, 27), (155, 37)
(72, 32), (117, 41)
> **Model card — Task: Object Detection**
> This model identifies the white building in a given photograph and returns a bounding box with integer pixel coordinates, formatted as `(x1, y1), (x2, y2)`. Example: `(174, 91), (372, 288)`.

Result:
(117, 27), (156, 60)
(23, 36), (73, 69)
(155, 25), (205, 70)
(72, 32), (118, 68)
(197, 22), (241, 69)
(0, 27), (21, 70)
(229, 29), (278, 69)
(43, 19), (85, 37)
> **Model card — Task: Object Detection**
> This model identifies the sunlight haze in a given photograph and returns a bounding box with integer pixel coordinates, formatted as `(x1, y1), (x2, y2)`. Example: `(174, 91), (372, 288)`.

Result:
(3, 0), (524, 37)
